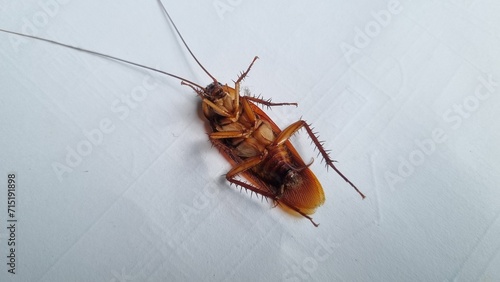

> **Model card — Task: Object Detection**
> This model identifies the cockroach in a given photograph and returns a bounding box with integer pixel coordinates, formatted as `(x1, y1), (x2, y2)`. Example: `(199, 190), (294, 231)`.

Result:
(0, 0), (365, 226)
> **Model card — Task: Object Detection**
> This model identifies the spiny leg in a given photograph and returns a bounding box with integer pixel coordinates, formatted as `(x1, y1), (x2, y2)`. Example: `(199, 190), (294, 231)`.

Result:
(276, 200), (320, 227)
(273, 120), (366, 199)
(225, 56), (259, 123)
(224, 152), (277, 202)
(235, 57), (296, 108)
(245, 96), (298, 107)
(222, 146), (320, 227)
(226, 177), (320, 227)
(235, 56), (259, 84)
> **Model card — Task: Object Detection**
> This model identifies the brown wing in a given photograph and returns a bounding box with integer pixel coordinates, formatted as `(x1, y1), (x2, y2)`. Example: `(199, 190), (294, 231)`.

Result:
(279, 168), (325, 215)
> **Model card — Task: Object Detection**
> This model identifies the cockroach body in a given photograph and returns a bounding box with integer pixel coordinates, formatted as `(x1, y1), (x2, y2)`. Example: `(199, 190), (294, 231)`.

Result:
(199, 74), (328, 223)
(0, 0), (365, 226)
(184, 52), (365, 226)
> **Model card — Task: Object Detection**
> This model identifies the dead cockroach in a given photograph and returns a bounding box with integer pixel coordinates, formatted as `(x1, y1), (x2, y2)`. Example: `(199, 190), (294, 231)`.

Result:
(0, 0), (365, 226)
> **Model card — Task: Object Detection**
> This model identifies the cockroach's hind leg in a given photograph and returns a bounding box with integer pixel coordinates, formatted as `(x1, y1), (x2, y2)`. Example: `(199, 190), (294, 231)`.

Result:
(307, 216), (320, 227)
(274, 120), (366, 199)
(223, 152), (278, 198)
(227, 177), (320, 227)
(302, 121), (366, 199)
(226, 177), (277, 202)
(271, 199), (279, 208)
(275, 201), (320, 227)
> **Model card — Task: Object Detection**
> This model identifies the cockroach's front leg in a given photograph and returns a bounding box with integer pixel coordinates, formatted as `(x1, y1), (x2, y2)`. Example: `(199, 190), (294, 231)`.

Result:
(230, 56), (260, 117)
(235, 57), (297, 112)
(274, 120), (366, 199)
(235, 56), (259, 84)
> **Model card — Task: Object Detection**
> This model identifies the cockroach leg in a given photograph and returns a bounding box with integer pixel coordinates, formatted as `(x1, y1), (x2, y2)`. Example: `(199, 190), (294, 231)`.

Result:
(277, 200), (320, 227)
(232, 56), (259, 115)
(223, 153), (276, 200)
(203, 99), (233, 117)
(236, 58), (297, 108)
(245, 96), (298, 107)
(225, 161), (320, 227)
(240, 96), (258, 125)
(235, 56), (259, 84)
(209, 131), (248, 139)
(225, 151), (268, 179)
(274, 120), (366, 199)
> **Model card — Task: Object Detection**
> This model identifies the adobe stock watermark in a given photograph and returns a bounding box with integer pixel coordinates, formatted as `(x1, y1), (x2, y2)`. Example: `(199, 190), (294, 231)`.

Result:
(385, 74), (497, 189)
(340, 0), (403, 64)
(282, 236), (340, 281)
(7, 0), (72, 53)
(51, 74), (158, 182)
(213, 0), (243, 20)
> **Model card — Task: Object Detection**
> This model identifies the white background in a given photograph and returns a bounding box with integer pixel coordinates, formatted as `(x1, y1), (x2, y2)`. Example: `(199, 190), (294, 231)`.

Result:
(1, 0), (499, 281)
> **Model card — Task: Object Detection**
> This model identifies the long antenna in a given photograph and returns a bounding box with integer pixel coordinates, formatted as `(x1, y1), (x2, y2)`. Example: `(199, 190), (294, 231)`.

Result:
(156, 0), (218, 83)
(0, 28), (207, 93)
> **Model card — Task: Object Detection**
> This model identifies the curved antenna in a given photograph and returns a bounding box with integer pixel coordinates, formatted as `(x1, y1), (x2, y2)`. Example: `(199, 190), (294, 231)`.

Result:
(156, 0), (218, 83)
(0, 28), (207, 94)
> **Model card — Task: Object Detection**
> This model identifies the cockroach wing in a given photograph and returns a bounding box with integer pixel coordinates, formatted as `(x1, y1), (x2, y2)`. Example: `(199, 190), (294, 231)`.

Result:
(279, 167), (325, 215)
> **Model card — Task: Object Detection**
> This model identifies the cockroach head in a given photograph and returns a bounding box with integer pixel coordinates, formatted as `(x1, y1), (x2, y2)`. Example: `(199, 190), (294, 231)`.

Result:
(205, 82), (225, 99)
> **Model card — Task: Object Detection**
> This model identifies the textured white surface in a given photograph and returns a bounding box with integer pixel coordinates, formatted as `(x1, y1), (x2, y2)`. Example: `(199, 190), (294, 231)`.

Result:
(0, 0), (499, 281)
